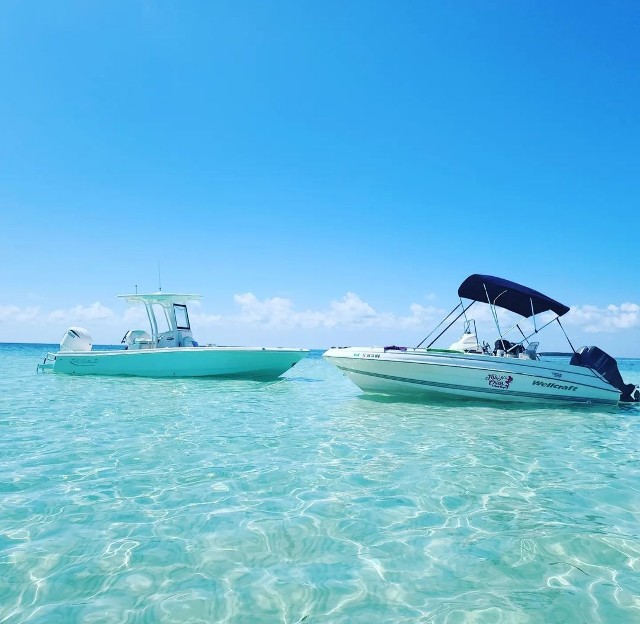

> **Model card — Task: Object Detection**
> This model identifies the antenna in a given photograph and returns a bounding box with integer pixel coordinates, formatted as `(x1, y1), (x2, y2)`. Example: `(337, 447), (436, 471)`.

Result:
(157, 260), (162, 292)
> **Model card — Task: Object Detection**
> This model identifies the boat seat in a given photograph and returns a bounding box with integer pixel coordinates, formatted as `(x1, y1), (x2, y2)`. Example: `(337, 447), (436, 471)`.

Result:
(494, 339), (524, 357)
(520, 341), (539, 360)
(448, 333), (481, 353)
(123, 329), (153, 350)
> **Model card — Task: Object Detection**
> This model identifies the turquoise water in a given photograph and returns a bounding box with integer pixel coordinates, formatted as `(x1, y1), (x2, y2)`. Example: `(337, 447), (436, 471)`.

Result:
(1, 344), (640, 623)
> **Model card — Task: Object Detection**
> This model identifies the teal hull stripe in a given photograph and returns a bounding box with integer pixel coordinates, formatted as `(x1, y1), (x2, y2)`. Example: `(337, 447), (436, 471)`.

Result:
(373, 352), (608, 388)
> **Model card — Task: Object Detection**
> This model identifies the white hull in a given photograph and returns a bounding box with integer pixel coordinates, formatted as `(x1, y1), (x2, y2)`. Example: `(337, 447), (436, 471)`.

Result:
(323, 347), (621, 405)
(43, 346), (308, 379)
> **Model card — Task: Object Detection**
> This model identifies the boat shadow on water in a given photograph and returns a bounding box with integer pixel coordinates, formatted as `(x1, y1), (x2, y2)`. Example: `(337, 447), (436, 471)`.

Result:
(354, 390), (634, 414)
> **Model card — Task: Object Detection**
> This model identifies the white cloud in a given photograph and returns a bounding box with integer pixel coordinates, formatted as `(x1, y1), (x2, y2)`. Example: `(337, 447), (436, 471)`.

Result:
(0, 305), (40, 323)
(190, 311), (223, 326)
(47, 302), (115, 324)
(233, 292), (299, 326)
(2, 294), (639, 346)
(231, 291), (444, 329)
(566, 303), (640, 333)
(123, 306), (148, 325)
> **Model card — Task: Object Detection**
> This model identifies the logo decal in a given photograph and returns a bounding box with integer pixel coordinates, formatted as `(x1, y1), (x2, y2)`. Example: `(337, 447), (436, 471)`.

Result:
(486, 374), (514, 390)
(532, 380), (578, 392)
(69, 358), (98, 367)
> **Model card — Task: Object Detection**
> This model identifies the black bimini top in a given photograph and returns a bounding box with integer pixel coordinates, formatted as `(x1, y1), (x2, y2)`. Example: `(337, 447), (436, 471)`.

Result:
(458, 274), (570, 318)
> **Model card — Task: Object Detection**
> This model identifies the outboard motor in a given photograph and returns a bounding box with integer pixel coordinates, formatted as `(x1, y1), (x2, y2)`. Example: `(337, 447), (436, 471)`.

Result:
(570, 346), (639, 402)
(60, 327), (93, 352)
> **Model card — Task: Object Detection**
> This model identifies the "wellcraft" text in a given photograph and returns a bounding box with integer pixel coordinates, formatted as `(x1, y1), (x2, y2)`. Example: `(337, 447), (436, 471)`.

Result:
(532, 380), (578, 392)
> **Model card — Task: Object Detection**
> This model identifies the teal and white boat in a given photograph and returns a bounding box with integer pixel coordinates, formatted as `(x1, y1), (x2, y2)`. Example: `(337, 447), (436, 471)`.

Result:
(38, 292), (308, 379)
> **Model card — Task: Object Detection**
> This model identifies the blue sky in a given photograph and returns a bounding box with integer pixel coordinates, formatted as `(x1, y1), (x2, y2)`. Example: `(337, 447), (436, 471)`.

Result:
(1, 1), (639, 354)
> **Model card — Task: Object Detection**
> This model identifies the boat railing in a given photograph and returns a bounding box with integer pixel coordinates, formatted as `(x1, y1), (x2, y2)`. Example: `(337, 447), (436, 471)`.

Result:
(36, 352), (56, 373)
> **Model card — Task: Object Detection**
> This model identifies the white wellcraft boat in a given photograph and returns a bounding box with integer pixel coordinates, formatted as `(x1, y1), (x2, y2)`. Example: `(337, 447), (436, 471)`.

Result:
(38, 292), (309, 379)
(323, 274), (639, 406)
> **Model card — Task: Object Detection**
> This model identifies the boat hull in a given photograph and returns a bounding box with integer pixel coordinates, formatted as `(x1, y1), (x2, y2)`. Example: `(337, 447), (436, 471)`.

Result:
(323, 347), (621, 405)
(45, 347), (309, 380)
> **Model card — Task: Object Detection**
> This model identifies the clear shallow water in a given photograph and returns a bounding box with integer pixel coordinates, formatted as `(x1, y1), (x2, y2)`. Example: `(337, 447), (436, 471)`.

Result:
(1, 345), (640, 623)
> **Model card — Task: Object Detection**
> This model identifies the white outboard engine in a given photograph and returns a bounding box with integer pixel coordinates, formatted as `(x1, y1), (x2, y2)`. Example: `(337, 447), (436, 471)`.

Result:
(60, 327), (93, 352)
(571, 346), (639, 402)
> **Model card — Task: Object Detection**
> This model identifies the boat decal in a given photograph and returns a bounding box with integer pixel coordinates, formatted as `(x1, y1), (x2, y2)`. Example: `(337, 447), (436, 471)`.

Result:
(69, 358), (99, 366)
(486, 374), (513, 390)
(532, 380), (577, 392)
(334, 365), (617, 405)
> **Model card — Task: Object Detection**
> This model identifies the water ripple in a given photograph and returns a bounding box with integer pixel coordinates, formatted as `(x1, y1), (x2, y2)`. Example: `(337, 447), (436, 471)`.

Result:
(0, 346), (639, 622)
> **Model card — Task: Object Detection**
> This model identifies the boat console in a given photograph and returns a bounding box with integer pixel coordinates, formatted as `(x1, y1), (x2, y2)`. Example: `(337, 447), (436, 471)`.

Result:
(118, 293), (200, 350)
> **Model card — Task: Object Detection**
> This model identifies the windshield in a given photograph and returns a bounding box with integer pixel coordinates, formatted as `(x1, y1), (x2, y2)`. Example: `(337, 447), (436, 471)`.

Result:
(174, 304), (190, 330)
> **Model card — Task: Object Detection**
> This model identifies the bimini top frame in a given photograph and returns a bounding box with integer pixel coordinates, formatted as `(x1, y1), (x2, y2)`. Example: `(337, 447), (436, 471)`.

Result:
(457, 274), (570, 318)
(417, 275), (571, 350)
(118, 293), (202, 306)
(117, 292), (202, 345)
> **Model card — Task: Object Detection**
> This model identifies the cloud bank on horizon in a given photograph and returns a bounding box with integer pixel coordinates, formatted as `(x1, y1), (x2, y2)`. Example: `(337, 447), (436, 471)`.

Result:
(2, 293), (639, 352)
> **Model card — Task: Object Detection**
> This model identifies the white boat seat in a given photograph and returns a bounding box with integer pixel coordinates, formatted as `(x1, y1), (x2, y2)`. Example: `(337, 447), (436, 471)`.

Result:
(123, 329), (154, 350)
(520, 342), (539, 360)
(449, 333), (481, 353)
(130, 330), (151, 342)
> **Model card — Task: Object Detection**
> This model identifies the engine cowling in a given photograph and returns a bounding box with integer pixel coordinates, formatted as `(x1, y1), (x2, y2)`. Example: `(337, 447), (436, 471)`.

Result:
(60, 327), (93, 352)
(570, 346), (639, 402)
